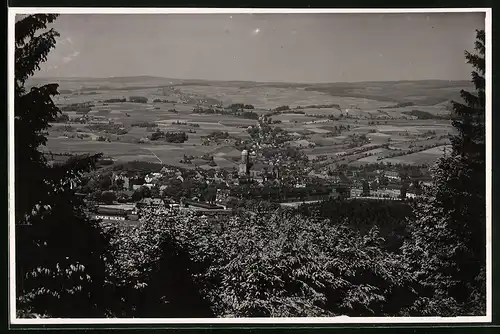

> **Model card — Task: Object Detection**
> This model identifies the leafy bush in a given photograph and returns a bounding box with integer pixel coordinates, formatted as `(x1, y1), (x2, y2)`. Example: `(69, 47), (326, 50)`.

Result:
(402, 110), (444, 120)
(273, 105), (291, 112)
(55, 113), (69, 123)
(131, 122), (157, 128)
(240, 111), (259, 120)
(129, 208), (415, 317)
(129, 96), (148, 103)
(97, 191), (117, 204)
(105, 210), (214, 317)
(153, 98), (176, 103)
(87, 124), (128, 135)
(60, 102), (94, 112)
(103, 98), (126, 103)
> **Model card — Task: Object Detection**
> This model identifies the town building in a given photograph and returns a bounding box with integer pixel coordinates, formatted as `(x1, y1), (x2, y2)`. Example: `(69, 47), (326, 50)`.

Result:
(126, 175), (151, 191)
(216, 188), (230, 203)
(385, 171), (401, 181)
(180, 199), (232, 217)
(92, 205), (139, 223)
(249, 161), (267, 178)
(137, 198), (164, 208)
(238, 150), (250, 177)
(112, 172), (130, 190)
(330, 183), (351, 199)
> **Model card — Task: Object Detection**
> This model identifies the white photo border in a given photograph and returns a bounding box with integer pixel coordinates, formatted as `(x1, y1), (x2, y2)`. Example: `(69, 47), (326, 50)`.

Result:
(7, 6), (493, 326)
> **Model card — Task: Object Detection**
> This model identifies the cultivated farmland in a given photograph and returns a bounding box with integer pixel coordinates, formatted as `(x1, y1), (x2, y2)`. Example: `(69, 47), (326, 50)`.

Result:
(31, 76), (462, 170)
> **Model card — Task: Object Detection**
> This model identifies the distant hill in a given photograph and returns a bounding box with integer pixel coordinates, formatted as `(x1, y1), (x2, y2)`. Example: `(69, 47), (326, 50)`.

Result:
(303, 80), (473, 105)
(27, 76), (473, 106)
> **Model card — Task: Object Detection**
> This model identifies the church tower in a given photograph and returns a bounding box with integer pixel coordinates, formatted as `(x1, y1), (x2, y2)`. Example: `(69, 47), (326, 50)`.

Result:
(238, 150), (249, 176)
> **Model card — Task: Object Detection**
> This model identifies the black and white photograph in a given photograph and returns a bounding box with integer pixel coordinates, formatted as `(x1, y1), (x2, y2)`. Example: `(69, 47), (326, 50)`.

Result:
(9, 8), (491, 324)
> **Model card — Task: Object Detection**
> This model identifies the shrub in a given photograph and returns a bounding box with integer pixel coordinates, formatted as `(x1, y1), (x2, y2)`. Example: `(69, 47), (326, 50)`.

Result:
(132, 209), (415, 317)
(55, 114), (69, 123)
(273, 105), (291, 112)
(129, 96), (148, 103)
(164, 132), (188, 143)
(103, 98), (126, 103)
(100, 191), (117, 204)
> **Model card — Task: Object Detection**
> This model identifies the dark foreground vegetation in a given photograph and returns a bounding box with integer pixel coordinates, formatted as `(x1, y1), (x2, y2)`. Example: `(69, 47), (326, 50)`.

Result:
(15, 15), (486, 318)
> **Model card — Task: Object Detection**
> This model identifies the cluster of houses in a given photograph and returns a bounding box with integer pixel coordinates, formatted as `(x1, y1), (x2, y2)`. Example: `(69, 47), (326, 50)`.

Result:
(88, 147), (432, 225)
(112, 171), (168, 191)
(91, 197), (232, 225)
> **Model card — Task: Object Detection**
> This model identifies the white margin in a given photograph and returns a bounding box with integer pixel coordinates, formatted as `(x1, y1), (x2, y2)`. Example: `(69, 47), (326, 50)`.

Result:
(7, 7), (493, 326)
(6, 7), (491, 14)
(8, 7), (17, 327)
(484, 7), (493, 321)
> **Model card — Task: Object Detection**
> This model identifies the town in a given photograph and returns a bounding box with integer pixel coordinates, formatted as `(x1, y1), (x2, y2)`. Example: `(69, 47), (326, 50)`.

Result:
(49, 141), (431, 226)
(42, 103), (437, 227)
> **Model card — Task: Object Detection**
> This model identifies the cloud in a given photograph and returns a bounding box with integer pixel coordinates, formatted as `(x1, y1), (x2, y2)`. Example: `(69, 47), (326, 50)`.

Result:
(62, 51), (80, 63)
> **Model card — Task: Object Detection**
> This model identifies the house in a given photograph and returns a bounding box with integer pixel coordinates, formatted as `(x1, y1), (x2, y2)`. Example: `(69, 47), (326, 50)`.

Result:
(112, 172), (130, 190)
(93, 205), (139, 222)
(161, 167), (177, 175)
(249, 161), (268, 178)
(128, 176), (145, 190)
(330, 183), (351, 199)
(343, 169), (356, 178)
(351, 188), (363, 197)
(385, 171), (400, 181)
(181, 200), (232, 217)
(137, 198), (164, 208)
(216, 189), (230, 203)
(144, 173), (162, 184)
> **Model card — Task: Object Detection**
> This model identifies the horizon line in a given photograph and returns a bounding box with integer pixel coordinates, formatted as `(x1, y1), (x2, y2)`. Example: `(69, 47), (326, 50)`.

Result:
(30, 75), (473, 86)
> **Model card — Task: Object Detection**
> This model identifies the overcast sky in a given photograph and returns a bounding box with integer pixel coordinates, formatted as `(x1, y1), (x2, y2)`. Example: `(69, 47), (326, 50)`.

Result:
(28, 12), (485, 83)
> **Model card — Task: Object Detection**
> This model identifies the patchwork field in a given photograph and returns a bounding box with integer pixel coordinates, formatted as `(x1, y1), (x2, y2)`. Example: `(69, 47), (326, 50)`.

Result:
(380, 145), (452, 165)
(31, 76), (464, 169)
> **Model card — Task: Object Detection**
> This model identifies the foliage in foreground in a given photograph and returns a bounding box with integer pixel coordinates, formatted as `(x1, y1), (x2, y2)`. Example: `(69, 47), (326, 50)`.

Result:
(398, 29), (486, 316)
(107, 208), (417, 317)
(15, 14), (113, 318)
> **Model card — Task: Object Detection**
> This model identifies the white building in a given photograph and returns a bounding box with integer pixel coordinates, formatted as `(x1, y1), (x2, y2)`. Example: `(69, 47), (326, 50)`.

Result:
(95, 215), (125, 221)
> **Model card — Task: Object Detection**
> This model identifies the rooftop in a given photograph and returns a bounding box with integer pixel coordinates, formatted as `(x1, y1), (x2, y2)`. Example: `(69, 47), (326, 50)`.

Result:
(183, 200), (226, 210)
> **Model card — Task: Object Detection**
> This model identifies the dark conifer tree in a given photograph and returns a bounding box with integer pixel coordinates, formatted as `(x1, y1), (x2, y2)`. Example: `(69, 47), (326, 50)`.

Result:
(15, 14), (112, 318)
(401, 29), (486, 316)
